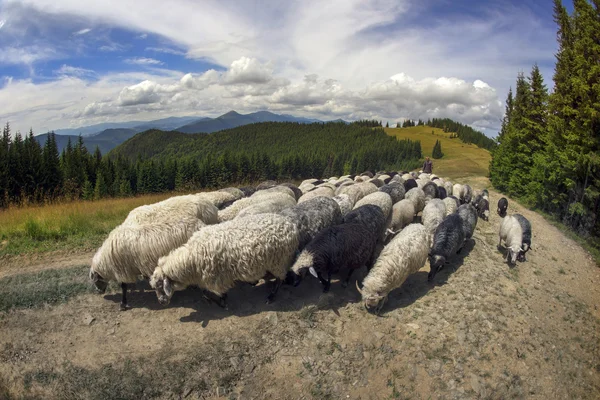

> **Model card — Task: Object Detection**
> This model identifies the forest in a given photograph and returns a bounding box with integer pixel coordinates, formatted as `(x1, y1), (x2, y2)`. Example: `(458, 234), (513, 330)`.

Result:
(0, 122), (422, 206)
(490, 0), (599, 245)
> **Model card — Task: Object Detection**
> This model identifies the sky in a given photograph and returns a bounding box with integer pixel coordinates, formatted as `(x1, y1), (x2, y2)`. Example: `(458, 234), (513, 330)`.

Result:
(0, 0), (561, 137)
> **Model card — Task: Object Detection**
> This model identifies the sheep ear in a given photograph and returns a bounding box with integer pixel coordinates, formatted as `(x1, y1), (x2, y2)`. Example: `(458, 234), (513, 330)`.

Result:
(163, 278), (174, 297)
(308, 267), (318, 278)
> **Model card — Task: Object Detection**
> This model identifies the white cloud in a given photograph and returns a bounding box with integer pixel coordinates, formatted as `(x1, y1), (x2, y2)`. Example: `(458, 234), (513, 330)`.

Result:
(54, 64), (95, 77)
(124, 57), (163, 66)
(145, 46), (185, 56)
(222, 56), (273, 85)
(73, 27), (91, 35)
(0, 19), (6, 30)
(0, 46), (61, 65)
(136, 33), (147, 39)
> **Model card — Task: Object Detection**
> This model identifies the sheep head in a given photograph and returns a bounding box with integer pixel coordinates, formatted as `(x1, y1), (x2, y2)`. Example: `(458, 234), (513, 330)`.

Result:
(89, 269), (108, 293)
(427, 254), (446, 282)
(355, 281), (387, 315)
(506, 246), (521, 265)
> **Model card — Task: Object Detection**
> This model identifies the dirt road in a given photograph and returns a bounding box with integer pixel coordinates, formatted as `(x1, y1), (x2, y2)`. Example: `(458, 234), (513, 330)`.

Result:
(1, 183), (599, 399)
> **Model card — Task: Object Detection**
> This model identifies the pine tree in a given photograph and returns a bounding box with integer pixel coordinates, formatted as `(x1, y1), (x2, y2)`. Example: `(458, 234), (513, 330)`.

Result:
(0, 123), (11, 207)
(94, 170), (108, 200)
(42, 132), (63, 199)
(385, 121), (389, 128)
(432, 140), (444, 159)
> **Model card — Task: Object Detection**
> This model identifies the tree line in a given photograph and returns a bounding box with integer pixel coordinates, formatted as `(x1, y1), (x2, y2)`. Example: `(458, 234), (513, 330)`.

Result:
(0, 122), (422, 206)
(426, 118), (496, 150)
(490, 0), (599, 244)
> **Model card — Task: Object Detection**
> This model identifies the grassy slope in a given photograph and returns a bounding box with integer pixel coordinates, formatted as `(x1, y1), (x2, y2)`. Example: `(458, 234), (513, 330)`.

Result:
(385, 126), (491, 179)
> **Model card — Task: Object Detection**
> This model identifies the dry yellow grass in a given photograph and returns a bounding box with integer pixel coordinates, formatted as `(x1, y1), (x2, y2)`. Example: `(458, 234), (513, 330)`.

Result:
(386, 126), (491, 179)
(0, 193), (176, 255)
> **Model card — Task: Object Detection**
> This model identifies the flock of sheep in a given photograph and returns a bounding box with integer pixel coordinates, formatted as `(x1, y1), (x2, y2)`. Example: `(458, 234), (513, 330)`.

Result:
(89, 170), (532, 314)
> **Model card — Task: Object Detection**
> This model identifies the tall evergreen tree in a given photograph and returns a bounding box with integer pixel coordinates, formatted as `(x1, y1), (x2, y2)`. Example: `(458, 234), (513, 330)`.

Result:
(42, 132), (63, 198)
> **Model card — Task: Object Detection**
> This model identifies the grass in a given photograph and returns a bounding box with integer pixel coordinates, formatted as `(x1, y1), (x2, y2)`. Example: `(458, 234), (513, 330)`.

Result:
(385, 126), (491, 179)
(0, 193), (176, 256)
(0, 265), (108, 312)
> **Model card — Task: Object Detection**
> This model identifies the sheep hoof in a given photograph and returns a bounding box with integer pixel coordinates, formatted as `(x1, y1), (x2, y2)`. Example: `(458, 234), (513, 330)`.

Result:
(119, 303), (131, 311)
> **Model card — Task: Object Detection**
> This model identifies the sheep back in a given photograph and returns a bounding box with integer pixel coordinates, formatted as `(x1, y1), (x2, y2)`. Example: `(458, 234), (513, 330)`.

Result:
(442, 197), (458, 216)
(333, 194), (354, 217)
(457, 204), (478, 239)
(422, 198), (447, 234)
(298, 186), (335, 203)
(379, 182), (405, 204)
(405, 187), (426, 213)
(389, 199), (415, 232)
(344, 204), (387, 240)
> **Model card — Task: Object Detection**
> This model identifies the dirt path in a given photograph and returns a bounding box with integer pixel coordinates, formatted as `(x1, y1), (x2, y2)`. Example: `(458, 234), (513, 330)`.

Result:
(0, 250), (95, 279)
(1, 182), (599, 399)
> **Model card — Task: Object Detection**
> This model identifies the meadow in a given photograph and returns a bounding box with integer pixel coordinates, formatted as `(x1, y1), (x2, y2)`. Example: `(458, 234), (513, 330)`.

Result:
(385, 126), (491, 179)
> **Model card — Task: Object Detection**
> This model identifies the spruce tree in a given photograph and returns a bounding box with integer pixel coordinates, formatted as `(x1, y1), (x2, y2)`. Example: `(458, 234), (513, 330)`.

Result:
(432, 140), (443, 159)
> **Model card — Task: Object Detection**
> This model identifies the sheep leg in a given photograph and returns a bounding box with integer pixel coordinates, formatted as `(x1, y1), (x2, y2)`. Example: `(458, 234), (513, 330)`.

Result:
(317, 272), (331, 293)
(341, 269), (354, 288)
(217, 293), (228, 309)
(120, 283), (130, 311)
(266, 278), (282, 304)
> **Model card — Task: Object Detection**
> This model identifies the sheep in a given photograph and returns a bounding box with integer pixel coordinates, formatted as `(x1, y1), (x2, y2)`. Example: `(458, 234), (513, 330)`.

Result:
(238, 186), (256, 197)
(422, 198), (446, 235)
(405, 187), (426, 213)
(422, 182), (438, 199)
(416, 178), (426, 189)
(280, 196), (343, 250)
(289, 223), (378, 292)
(461, 184), (473, 204)
(337, 182), (378, 204)
(354, 192), (392, 218)
(299, 183), (315, 194)
(150, 213), (299, 307)
(428, 214), (466, 282)
(457, 203), (478, 239)
(316, 182), (338, 192)
(513, 214), (532, 261)
(301, 178), (318, 186)
(437, 186), (447, 200)
(442, 197), (458, 216)
(343, 204), (387, 242)
(401, 173), (412, 181)
(379, 182), (405, 204)
(312, 179), (326, 186)
(361, 171), (374, 179)
(333, 194), (354, 217)
(410, 171), (418, 179)
(473, 196), (490, 221)
(497, 197), (508, 217)
(252, 185), (296, 199)
(378, 174), (391, 183)
(356, 223), (429, 313)
(388, 199), (415, 234)
(279, 182), (303, 201)
(235, 194), (296, 219)
(256, 180), (278, 191)
(444, 181), (454, 196)
(369, 178), (384, 188)
(219, 187), (245, 200)
(403, 178), (418, 192)
(298, 186), (335, 203)
(90, 196), (219, 310)
(391, 175), (404, 184)
(499, 214), (524, 265)
(197, 191), (238, 209)
(481, 189), (489, 201)
(447, 195), (461, 209)
(452, 184), (463, 201)
(218, 192), (296, 222)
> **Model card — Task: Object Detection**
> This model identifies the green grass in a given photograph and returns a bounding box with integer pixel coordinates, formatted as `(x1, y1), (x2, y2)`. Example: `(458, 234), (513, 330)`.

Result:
(0, 193), (178, 256)
(0, 266), (99, 312)
(385, 126), (491, 179)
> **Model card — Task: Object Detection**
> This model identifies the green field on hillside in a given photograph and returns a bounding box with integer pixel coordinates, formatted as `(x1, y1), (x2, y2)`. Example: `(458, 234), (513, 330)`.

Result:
(385, 126), (491, 179)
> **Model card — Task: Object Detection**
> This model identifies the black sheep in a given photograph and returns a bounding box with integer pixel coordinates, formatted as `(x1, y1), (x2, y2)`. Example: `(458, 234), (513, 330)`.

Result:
(514, 214), (532, 261)
(497, 197), (508, 217)
(403, 178), (418, 192)
(437, 186), (447, 200)
(428, 214), (466, 282)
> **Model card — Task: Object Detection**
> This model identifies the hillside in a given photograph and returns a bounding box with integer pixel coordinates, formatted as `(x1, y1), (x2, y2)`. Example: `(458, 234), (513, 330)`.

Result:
(109, 129), (192, 160)
(385, 126), (491, 179)
(35, 128), (138, 154)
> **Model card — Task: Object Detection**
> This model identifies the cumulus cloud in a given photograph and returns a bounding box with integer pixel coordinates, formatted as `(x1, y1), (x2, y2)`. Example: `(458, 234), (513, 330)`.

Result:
(222, 57), (273, 85)
(124, 57), (163, 66)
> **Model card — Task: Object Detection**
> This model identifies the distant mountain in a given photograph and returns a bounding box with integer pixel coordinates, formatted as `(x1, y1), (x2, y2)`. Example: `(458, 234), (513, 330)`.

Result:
(35, 128), (138, 154)
(174, 110), (324, 134)
(53, 116), (201, 137)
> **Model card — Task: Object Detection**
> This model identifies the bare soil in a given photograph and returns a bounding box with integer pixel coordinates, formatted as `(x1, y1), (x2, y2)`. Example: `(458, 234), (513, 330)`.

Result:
(1, 182), (599, 399)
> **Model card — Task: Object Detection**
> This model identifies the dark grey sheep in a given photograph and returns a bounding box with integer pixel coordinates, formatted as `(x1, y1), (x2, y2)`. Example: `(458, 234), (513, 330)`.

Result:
(457, 204), (478, 239)
(422, 182), (438, 199)
(428, 214), (466, 282)
(497, 198), (508, 217)
(279, 182), (303, 201)
(361, 171), (374, 179)
(238, 186), (256, 197)
(343, 204), (387, 241)
(369, 178), (384, 188)
(437, 186), (447, 200)
(280, 196), (342, 250)
(472, 195), (490, 221)
(256, 180), (278, 191)
(290, 223), (378, 291)
(403, 178), (418, 192)
(514, 213), (532, 261)
(379, 182), (406, 204)
(312, 179), (326, 186)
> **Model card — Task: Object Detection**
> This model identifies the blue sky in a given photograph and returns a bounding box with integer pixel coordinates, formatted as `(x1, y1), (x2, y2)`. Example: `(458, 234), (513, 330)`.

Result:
(0, 0), (564, 136)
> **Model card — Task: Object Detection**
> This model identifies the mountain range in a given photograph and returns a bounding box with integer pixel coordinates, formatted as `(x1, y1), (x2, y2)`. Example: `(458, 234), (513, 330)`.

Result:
(36, 111), (338, 154)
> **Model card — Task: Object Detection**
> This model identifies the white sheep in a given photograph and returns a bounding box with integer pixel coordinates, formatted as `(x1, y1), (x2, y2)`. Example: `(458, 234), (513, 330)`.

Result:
(235, 194), (296, 219)
(125, 194), (218, 226)
(444, 181), (454, 196)
(337, 182), (378, 204)
(405, 187), (426, 213)
(301, 178), (319, 186)
(401, 173), (412, 181)
(197, 191), (238, 209)
(150, 213), (299, 307)
(452, 184), (463, 201)
(299, 183), (315, 194)
(499, 214), (524, 265)
(252, 185), (296, 199)
(298, 186), (335, 203)
(388, 199), (415, 234)
(421, 198), (446, 235)
(219, 187), (245, 199)
(353, 191), (392, 219)
(356, 223), (429, 313)
(218, 192), (296, 222)
(443, 197), (458, 216)
(333, 194), (354, 217)
(90, 196), (218, 310)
